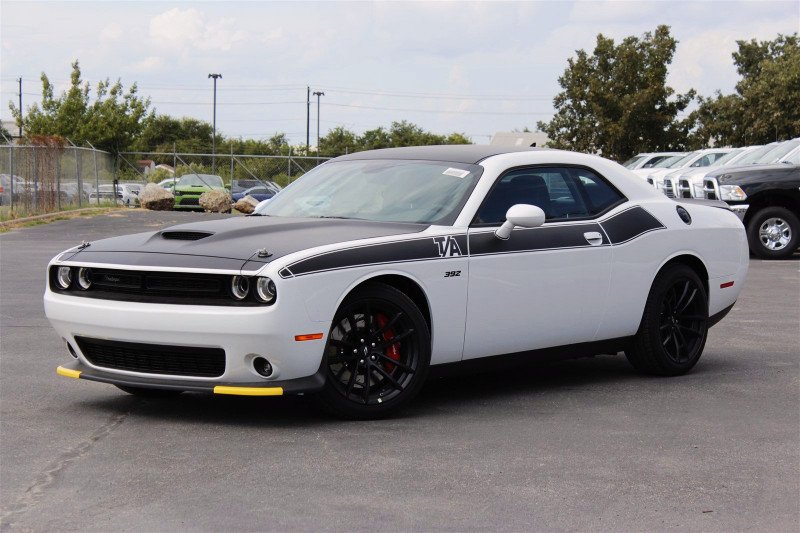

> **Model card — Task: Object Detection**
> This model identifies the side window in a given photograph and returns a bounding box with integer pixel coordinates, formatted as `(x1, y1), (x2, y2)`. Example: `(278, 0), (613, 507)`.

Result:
(570, 168), (625, 215)
(474, 167), (624, 225)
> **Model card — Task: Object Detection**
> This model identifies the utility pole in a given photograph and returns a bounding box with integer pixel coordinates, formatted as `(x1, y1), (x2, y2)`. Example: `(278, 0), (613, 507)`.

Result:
(208, 73), (222, 172)
(313, 91), (324, 152)
(306, 86), (311, 153)
(18, 78), (23, 138)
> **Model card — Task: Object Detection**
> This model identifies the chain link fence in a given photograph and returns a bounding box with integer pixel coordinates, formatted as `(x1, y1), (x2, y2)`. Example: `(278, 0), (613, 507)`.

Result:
(1, 140), (330, 220)
(117, 151), (330, 192)
(1, 138), (117, 220)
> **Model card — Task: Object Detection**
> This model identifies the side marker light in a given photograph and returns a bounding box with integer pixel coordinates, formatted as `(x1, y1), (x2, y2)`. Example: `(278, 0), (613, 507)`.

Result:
(294, 333), (324, 342)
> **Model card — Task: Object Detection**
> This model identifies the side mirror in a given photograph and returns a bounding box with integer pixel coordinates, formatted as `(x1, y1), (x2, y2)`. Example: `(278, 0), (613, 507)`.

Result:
(495, 204), (546, 240)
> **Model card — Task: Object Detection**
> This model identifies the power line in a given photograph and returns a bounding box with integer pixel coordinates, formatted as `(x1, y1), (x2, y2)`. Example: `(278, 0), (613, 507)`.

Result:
(323, 102), (553, 116)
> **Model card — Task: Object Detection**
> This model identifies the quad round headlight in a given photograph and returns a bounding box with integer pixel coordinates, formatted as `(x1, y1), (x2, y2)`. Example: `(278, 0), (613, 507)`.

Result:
(231, 275), (250, 300)
(77, 267), (92, 290)
(56, 266), (73, 289)
(254, 277), (276, 304)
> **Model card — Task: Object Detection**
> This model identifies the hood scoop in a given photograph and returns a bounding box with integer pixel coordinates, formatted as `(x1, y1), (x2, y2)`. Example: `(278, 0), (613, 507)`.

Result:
(161, 231), (214, 241)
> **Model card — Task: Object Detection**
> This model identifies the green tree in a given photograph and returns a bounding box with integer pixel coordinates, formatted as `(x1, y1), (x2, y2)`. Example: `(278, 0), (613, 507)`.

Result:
(359, 127), (392, 151)
(691, 33), (799, 146)
(8, 61), (152, 154)
(318, 126), (359, 156)
(135, 115), (214, 154)
(318, 121), (471, 157)
(537, 25), (695, 161)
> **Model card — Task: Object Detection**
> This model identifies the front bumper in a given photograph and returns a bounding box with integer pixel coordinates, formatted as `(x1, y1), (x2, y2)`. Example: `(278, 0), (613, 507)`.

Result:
(45, 289), (329, 388)
(56, 360), (324, 395)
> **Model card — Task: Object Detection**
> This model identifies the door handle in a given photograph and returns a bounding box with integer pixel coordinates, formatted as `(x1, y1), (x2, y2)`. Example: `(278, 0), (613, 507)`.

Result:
(583, 231), (604, 246)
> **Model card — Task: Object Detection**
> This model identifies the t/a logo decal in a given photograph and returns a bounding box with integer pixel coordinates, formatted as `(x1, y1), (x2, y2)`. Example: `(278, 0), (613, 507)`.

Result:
(433, 236), (463, 257)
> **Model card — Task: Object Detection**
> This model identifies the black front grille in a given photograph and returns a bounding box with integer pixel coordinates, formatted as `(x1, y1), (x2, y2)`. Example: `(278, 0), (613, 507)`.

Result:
(76, 336), (225, 377)
(146, 275), (221, 293)
(180, 197), (200, 206)
(161, 231), (212, 241)
(49, 267), (263, 306)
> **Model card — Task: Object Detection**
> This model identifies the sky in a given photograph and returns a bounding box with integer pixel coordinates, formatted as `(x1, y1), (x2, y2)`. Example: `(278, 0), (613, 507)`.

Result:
(1, 0), (798, 146)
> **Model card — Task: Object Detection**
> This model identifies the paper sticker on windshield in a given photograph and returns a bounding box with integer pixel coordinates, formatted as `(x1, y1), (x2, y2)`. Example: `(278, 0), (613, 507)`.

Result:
(442, 168), (470, 179)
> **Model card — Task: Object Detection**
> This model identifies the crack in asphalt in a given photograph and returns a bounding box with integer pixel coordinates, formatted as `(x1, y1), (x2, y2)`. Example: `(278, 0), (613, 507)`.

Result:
(0, 411), (130, 530)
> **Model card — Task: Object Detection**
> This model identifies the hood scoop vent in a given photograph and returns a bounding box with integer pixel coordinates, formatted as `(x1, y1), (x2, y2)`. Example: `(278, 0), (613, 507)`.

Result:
(161, 231), (214, 241)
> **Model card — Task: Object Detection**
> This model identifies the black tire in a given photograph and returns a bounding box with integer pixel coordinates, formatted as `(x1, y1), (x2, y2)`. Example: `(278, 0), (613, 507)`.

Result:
(625, 264), (709, 376)
(115, 385), (183, 398)
(316, 282), (431, 419)
(746, 206), (800, 259)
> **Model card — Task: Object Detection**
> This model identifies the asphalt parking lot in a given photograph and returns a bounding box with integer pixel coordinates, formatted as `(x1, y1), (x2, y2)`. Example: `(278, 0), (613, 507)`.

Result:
(1, 210), (798, 531)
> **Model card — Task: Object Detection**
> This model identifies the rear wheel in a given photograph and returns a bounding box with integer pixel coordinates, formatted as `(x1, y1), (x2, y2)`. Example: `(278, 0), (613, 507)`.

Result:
(317, 283), (430, 419)
(626, 264), (708, 376)
(746, 207), (799, 259)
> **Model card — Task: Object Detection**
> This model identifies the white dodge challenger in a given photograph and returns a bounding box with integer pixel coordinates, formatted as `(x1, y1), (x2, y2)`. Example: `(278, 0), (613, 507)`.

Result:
(46, 146), (748, 418)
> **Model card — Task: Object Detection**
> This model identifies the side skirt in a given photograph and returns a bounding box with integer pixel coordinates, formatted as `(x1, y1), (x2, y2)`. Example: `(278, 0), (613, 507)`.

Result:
(431, 337), (632, 378)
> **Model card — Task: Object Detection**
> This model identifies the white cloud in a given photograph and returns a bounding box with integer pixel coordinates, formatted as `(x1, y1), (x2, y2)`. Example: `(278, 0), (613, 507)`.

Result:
(149, 7), (246, 52)
(100, 22), (123, 42)
(129, 56), (164, 73)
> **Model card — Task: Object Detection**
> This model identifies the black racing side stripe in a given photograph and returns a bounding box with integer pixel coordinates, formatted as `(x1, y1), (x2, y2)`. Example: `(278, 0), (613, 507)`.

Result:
(600, 206), (665, 245)
(288, 235), (469, 277)
(469, 223), (608, 256)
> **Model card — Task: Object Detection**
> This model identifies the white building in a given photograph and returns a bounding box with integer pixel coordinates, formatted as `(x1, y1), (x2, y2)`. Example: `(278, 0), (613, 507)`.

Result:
(490, 131), (550, 148)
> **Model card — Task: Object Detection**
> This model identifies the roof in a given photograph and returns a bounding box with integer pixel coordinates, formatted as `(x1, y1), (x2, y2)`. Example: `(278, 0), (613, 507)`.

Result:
(332, 145), (550, 165)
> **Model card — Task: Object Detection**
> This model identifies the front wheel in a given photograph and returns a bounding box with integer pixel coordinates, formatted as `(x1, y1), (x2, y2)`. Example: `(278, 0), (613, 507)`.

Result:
(316, 283), (431, 419)
(626, 264), (709, 376)
(746, 206), (799, 259)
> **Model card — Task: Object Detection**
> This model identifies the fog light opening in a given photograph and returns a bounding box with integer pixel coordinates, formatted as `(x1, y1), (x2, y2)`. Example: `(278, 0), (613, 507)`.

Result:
(253, 357), (273, 378)
(66, 342), (79, 359)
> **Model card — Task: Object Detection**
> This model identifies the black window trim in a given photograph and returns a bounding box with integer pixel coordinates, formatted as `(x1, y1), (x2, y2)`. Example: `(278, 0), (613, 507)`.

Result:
(470, 163), (628, 227)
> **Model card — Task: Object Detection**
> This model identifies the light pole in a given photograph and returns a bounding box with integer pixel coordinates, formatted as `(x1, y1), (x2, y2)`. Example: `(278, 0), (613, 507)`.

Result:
(313, 91), (324, 152)
(305, 86), (310, 153)
(208, 73), (222, 172)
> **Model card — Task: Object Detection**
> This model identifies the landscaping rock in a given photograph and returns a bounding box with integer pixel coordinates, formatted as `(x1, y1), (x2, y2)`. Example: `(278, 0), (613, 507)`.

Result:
(139, 183), (174, 211)
(199, 190), (232, 213)
(233, 195), (260, 214)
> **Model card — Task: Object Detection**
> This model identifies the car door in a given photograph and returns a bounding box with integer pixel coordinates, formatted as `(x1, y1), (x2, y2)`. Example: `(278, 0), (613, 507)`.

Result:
(463, 166), (625, 359)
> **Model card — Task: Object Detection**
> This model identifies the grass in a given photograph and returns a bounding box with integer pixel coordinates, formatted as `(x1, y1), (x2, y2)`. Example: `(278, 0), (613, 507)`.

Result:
(0, 206), (124, 233)
(0, 201), (121, 223)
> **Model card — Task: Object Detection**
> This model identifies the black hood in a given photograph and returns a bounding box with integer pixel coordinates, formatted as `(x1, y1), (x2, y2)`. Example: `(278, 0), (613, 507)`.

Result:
(705, 163), (796, 183)
(63, 216), (428, 271)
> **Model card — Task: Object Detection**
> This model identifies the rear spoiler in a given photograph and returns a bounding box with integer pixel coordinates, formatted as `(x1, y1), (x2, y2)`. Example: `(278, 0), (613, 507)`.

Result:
(672, 198), (730, 210)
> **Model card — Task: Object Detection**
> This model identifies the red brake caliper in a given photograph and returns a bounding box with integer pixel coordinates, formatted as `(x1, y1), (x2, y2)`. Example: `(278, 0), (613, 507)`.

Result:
(375, 313), (400, 372)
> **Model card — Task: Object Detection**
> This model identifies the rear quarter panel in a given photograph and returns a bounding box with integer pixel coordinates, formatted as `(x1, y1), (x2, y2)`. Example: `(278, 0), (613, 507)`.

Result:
(597, 198), (747, 339)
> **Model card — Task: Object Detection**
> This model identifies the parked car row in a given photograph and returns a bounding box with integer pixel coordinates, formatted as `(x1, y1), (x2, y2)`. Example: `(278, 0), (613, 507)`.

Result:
(626, 138), (800, 259)
(88, 183), (141, 206)
(157, 174), (282, 210)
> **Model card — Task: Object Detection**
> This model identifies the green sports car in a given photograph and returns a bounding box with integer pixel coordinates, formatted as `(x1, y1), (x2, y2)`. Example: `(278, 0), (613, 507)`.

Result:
(173, 174), (226, 211)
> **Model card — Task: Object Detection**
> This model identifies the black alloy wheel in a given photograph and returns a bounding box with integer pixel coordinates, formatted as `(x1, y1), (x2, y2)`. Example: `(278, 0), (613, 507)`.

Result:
(626, 264), (709, 376)
(318, 283), (430, 419)
(658, 277), (707, 365)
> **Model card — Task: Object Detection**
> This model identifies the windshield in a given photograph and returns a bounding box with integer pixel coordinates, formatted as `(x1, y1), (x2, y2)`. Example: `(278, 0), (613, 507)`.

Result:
(758, 139), (800, 163)
(781, 147), (800, 165)
(713, 148), (745, 166)
(657, 152), (696, 168)
(177, 174), (223, 188)
(258, 159), (482, 224)
(622, 155), (646, 169)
